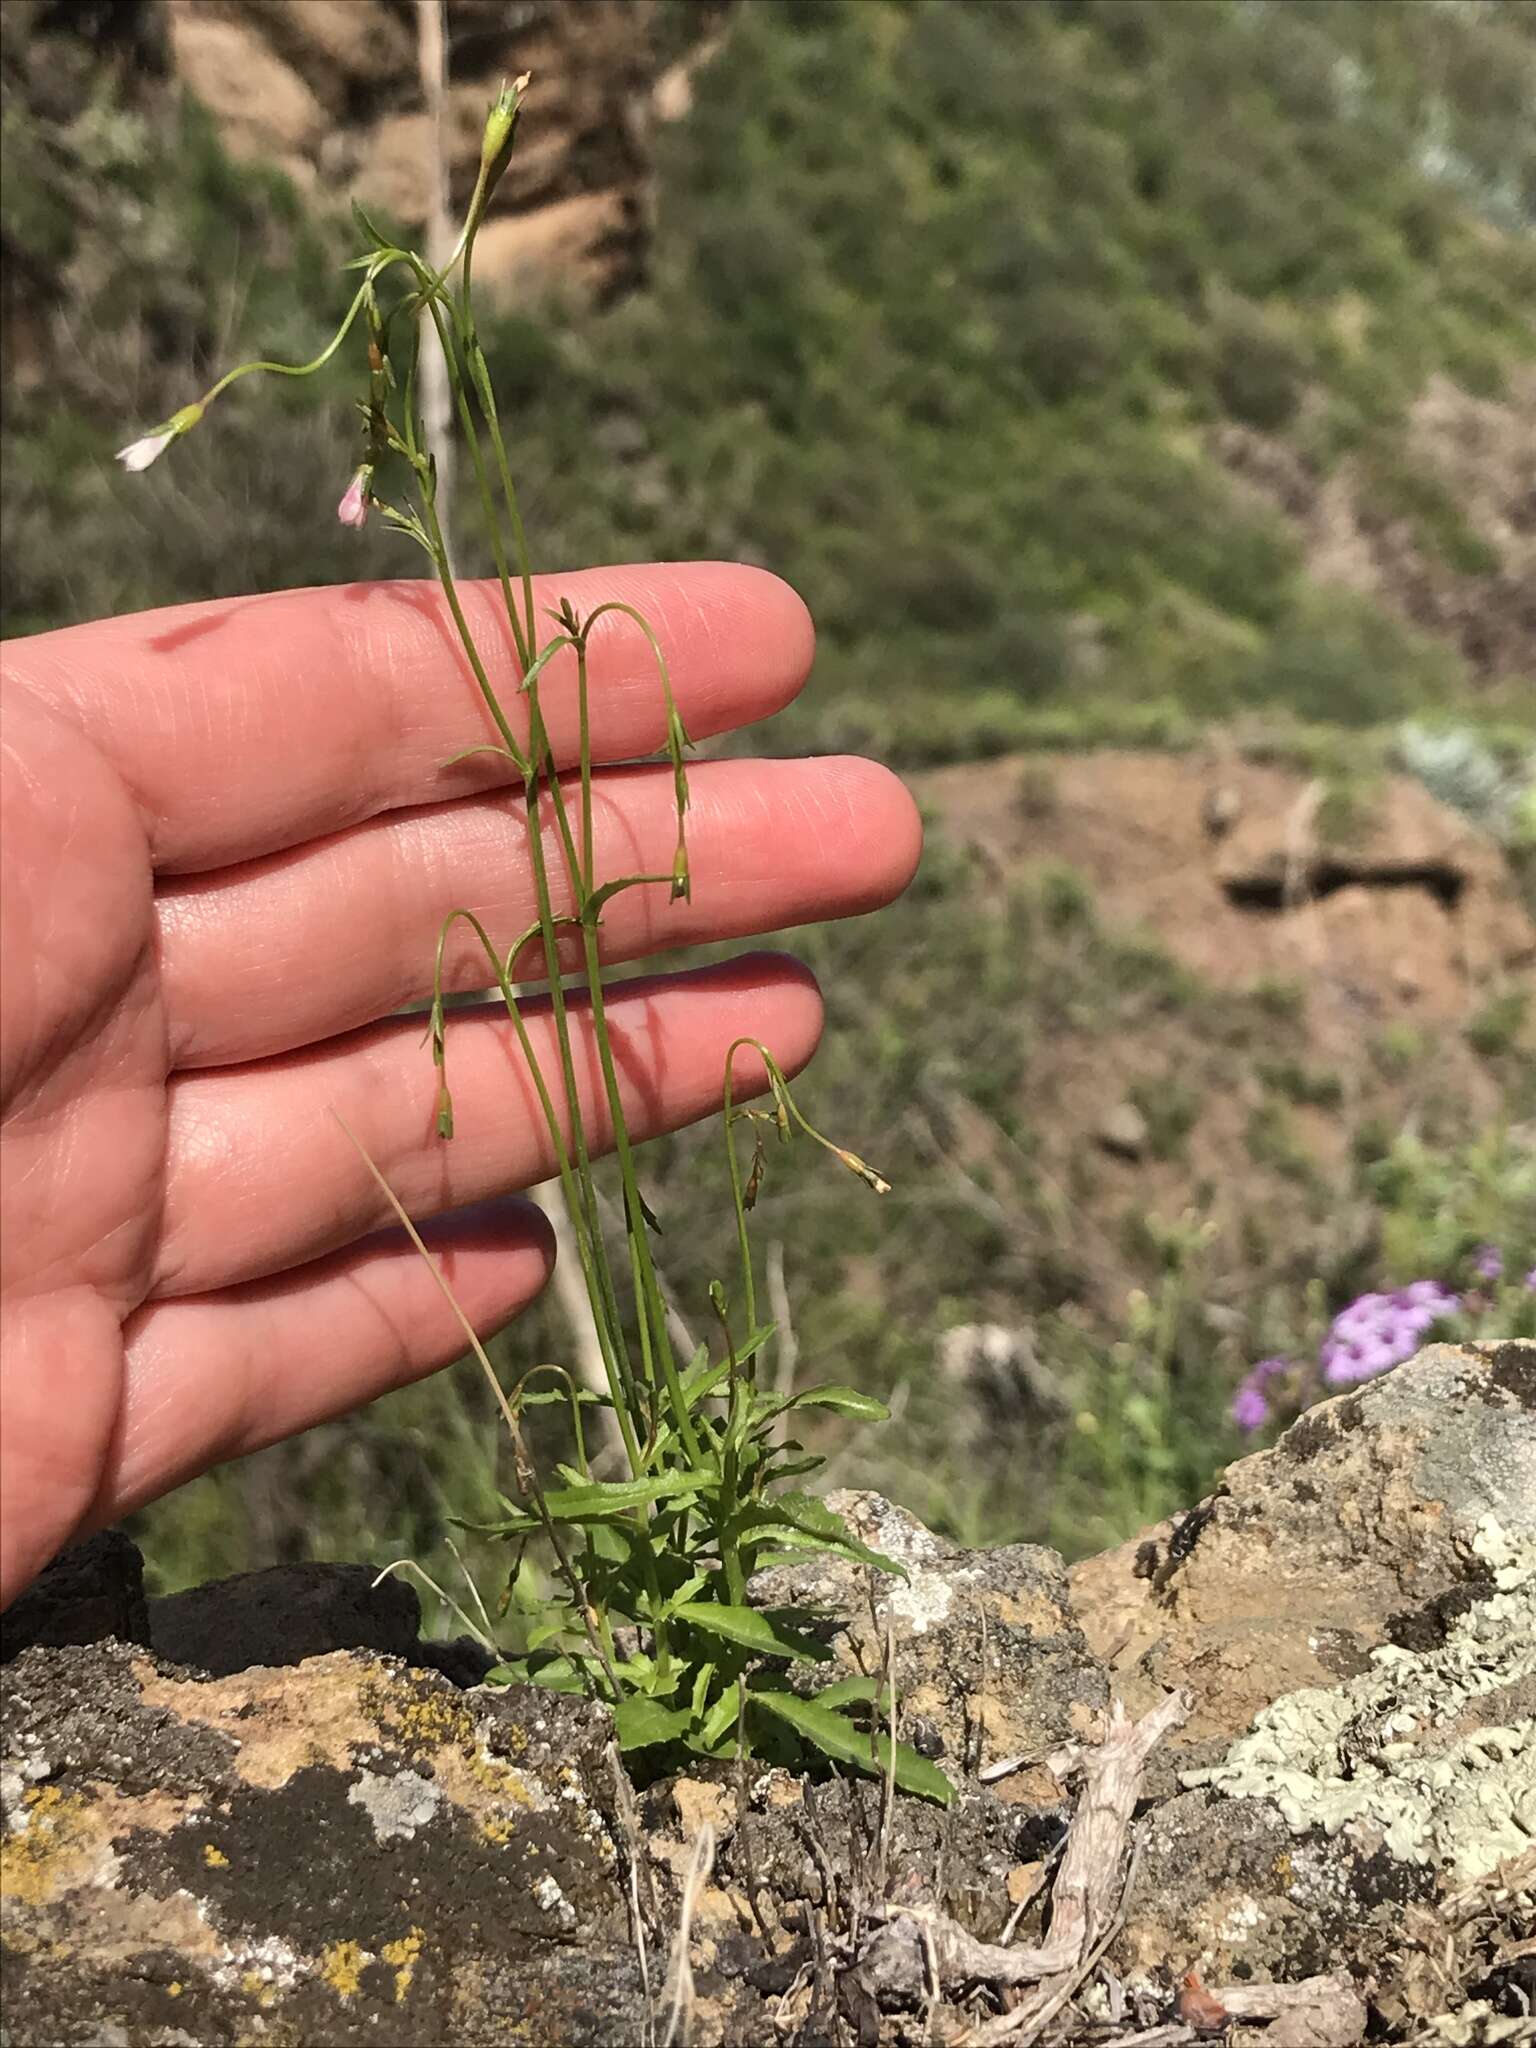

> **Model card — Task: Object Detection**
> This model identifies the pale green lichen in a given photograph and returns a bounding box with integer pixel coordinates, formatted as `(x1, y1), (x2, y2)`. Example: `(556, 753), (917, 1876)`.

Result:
(1185, 1517), (1536, 1884)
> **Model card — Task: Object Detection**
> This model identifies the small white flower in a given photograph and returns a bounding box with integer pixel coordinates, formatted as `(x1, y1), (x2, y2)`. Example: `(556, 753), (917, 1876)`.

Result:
(115, 429), (175, 473)
(115, 401), (204, 475)
(337, 466), (371, 529)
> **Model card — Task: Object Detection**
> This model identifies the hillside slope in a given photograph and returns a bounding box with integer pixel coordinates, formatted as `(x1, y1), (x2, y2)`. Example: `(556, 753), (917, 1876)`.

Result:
(3, 0), (1534, 754)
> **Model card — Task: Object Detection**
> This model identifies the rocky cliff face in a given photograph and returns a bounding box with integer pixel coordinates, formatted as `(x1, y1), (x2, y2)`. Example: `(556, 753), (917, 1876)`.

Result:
(165, 0), (655, 302)
(11, 0), (730, 311)
(5, 1341), (1532, 2045)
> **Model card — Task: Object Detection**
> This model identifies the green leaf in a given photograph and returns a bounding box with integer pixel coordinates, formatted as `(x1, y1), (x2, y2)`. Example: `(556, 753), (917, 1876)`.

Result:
(750, 1692), (954, 1806)
(521, 1618), (569, 1654)
(660, 1570), (713, 1618)
(689, 1661), (717, 1724)
(450, 1511), (537, 1538)
(485, 1654), (590, 1696)
(672, 1602), (831, 1664)
(735, 1494), (906, 1576)
(350, 198), (391, 249)
(542, 1473), (704, 1521)
(583, 873), (675, 923)
(812, 1675), (885, 1710)
(612, 1695), (691, 1751)
(698, 1679), (745, 1751)
(775, 1384), (892, 1423)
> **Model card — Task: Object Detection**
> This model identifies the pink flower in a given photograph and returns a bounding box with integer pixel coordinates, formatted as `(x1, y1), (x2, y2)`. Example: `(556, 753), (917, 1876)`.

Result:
(115, 428), (175, 473)
(337, 467), (371, 529)
(1231, 1384), (1270, 1432)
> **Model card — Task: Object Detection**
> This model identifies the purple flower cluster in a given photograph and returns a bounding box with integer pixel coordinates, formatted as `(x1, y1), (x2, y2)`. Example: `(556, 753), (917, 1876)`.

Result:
(1230, 1356), (1289, 1433)
(1229, 1246), (1531, 1436)
(1320, 1280), (1460, 1387)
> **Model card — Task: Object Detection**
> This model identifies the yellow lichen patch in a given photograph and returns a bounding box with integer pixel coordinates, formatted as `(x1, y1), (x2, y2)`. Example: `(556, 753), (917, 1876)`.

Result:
(168, 1982), (183, 1997)
(1, 1790), (100, 1908)
(240, 1969), (277, 2008)
(2, 1779), (219, 1915)
(422, 1728), (538, 1840)
(380, 1689), (474, 1756)
(320, 1939), (370, 2001)
(380, 1925), (425, 2003)
(203, 1843), (229, 1868)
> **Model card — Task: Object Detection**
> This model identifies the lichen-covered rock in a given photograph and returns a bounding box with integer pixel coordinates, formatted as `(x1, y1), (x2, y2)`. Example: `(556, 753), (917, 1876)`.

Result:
(4, 1342), (1531, 2044)
(1070, 1340), (1536, 1775)
(1, 1643), (641, 2045)
(748, 1489), (1107, 1792)
(1081, 1341), (1536, 2013)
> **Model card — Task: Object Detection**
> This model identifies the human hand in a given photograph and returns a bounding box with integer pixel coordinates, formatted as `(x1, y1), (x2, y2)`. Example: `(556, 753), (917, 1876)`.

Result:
(0, 564), (920, 1607)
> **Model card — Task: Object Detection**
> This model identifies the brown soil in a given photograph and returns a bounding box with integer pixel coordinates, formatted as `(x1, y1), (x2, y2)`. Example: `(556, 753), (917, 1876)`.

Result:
(915, 750), (1534, 1308)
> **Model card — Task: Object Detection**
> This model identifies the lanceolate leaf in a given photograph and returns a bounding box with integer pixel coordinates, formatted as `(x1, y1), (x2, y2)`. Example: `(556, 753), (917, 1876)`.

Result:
(749, 1691), (954, 1807)
(773, 1384), (892, 1423)
(672, 1602), (832, 1663)
(612, 1695), (692, 1751)
(735, 1494), (906, 1576)
(453, 1468), (705, 1538)
(542, 1473), (706, 1520)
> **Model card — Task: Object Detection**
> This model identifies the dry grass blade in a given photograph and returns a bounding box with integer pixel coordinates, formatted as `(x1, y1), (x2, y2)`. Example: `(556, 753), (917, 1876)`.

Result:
(661, 1822), (716, 2048)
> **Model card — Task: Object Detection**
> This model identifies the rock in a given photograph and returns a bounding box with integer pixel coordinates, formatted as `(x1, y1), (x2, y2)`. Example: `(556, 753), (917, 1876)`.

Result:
(1, 1531), (149, 1662)
(470, 189), (636, 304)
(1096, 1098), (1150, 1159)
(748, 1489), (1107, 1791)
(1072, 1340), (1536, 2002)
(165, 11), (328, 159)
(1, 1642), (640, 2046)
(6, 1343), (1531, 2043)
(1070, 1340), (1536, 1775)
(149, 1562), (422, 1676)
(1201, 783), (1243, 838)
(150, 0), (720, 306)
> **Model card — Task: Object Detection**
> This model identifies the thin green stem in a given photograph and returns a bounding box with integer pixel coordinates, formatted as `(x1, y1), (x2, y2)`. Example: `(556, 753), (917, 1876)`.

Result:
(196, 278), (373, 411)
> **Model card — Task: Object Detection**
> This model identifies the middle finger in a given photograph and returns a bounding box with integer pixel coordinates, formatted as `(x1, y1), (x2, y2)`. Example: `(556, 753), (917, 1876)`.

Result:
(158, 755), (920, 1067)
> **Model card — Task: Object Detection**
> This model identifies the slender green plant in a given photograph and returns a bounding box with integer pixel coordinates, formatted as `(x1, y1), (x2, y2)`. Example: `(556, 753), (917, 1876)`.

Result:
(117, 77), (949, 1804)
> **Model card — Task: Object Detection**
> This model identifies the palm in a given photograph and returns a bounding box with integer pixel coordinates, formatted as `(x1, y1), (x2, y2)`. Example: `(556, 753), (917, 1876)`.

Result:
(1, 684), (169, 1599)
(0, 566), (919, 1607)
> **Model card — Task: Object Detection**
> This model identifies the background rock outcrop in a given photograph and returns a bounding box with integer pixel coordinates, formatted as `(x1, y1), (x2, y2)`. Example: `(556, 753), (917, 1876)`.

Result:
(158, 0), (729, 303)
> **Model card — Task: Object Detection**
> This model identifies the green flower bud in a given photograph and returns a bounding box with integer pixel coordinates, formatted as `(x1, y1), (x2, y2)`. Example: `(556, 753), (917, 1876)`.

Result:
(480, 73), (530, 193)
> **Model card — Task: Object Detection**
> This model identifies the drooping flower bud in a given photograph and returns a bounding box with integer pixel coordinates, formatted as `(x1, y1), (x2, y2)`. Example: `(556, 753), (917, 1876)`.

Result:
(114, 400), (206, 474)
(337, 465), (373, 530)
(480, 73), (531, 195)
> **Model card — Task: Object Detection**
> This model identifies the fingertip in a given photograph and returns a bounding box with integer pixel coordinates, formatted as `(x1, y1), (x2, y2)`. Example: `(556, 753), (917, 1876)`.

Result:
(723, 948), (826, 1081)
(824, 756), (924, 910)
(725, 562), (817, 721)
(421, 1195), (558, 1290)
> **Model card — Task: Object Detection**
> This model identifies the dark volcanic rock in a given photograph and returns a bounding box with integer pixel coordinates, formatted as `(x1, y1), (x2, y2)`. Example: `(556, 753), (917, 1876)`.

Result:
(149, 1560), (422, 1676)
(0, 1530), (150, 1664)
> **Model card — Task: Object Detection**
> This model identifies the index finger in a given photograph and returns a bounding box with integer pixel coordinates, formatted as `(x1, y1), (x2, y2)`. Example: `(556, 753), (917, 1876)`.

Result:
(2, 561), (814, 874)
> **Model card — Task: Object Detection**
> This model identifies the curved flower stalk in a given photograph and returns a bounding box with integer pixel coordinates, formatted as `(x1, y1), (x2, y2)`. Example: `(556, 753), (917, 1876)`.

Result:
(118, 79), (945, 1802)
